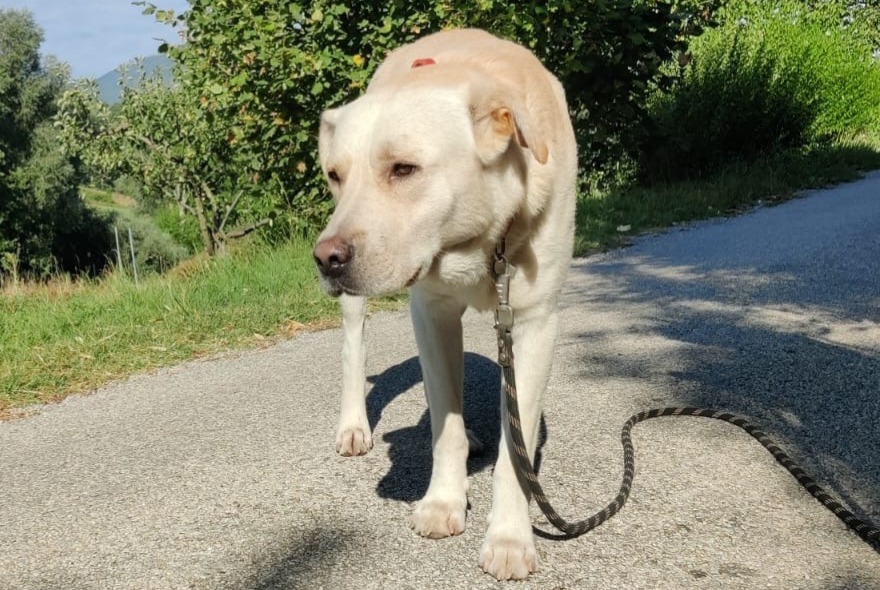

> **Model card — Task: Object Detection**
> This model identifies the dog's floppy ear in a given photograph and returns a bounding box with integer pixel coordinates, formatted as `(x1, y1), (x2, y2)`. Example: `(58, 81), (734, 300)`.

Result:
(471, 82), (549, 165)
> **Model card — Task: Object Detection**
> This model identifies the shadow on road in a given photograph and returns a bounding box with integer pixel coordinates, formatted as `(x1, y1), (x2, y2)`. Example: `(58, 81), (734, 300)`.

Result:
(370, 352), (503, 502)
(246, 526), (358, 590)
(568, 254), (880, 530)
(367, 351), (548, 504)
(364, 356), (422, 432)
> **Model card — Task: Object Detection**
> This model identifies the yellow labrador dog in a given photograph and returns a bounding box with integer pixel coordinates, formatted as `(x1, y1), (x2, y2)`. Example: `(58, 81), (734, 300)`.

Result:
(313, 29), (576, 580)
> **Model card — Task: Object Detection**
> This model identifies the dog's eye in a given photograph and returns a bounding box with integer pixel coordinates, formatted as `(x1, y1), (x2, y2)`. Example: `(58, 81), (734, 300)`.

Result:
(327, 170), (340, 183)
(391, 163), (417, 179)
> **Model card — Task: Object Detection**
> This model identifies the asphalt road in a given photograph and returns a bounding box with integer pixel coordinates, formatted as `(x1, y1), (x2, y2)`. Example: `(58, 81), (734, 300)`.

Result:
(2, 173), (879, 590)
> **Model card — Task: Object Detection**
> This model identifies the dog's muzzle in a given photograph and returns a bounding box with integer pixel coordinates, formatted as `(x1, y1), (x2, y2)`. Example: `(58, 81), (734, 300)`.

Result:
(313, 235), (355, 296)
(314, 235), (353, 278)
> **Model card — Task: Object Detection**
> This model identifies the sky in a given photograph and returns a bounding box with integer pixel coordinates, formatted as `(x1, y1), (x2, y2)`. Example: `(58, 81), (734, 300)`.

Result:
(0, 0), (189, 79)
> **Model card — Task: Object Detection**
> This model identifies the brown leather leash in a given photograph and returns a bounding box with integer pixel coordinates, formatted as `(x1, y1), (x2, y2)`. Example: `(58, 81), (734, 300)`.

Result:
(492, 240), (880, 550)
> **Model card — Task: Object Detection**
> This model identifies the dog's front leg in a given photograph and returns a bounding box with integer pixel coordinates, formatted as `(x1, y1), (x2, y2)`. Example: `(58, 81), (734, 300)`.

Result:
(335, 294), (372, 456)
(480, 309), (558, 580)
(409, 285), (470, 539)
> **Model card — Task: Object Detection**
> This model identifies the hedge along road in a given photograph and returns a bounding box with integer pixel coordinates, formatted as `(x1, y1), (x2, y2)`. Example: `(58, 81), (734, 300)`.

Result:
(1, 172), (879, 590)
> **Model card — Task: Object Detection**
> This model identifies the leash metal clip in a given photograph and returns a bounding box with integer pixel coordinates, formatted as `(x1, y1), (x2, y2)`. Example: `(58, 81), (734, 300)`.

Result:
(493, 239), (515, 367)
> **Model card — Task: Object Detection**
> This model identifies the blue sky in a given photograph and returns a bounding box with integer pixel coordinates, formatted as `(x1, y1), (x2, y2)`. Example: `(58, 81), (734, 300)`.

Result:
(0, 0), (189, 79)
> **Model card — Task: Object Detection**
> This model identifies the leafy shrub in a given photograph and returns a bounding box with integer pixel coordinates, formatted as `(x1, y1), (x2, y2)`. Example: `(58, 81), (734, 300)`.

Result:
(152, 203), (202, 255)
(113, 209), (190, 275)
(112, 175), (144, 202)
(640, 0), (880, 181)
(792, 0), (880, 54)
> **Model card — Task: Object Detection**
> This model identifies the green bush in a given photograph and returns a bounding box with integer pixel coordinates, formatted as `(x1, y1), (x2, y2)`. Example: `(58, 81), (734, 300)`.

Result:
(793, 0), (880, 53)
(640, 0), (880, 181)
(113, 209), (190, 275)
(152, 203), (202, 255)
(5, 124), (116, 278)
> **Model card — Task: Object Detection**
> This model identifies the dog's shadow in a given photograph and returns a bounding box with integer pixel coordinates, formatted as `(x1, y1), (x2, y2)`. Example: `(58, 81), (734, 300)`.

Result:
(368, 352), (547, 502)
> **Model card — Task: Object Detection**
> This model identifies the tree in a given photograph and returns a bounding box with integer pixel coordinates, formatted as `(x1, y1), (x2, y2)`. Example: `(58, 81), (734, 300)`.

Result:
(0, 9), (113, 278)
(57, 64), (274, 257)
(0, 9), (47, 175)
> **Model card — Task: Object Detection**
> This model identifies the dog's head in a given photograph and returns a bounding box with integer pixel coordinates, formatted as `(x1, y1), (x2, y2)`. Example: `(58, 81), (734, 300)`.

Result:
(313, 66), (548, 297)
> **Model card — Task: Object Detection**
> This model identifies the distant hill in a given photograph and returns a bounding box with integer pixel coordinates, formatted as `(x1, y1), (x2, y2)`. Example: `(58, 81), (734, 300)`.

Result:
(96, 54), (174, 104)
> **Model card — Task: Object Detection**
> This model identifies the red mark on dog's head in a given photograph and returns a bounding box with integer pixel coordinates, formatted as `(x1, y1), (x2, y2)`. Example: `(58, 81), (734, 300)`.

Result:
(411, 58), (436, 69)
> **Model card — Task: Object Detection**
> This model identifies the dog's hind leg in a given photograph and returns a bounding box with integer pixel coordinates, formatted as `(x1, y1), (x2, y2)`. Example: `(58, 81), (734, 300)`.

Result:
(408, 286), (470, 539)
(335, 293), (372, 456)
(480, 309), (558, 580)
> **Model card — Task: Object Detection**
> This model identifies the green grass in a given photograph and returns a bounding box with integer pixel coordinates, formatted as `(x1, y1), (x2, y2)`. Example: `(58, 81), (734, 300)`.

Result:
(0, 239), (343, 412)
(80, 186), (117, 208)
(576, 136), (880, 254)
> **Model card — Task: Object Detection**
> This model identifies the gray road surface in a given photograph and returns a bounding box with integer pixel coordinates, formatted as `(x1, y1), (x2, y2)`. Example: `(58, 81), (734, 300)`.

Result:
(2, 173), (879, 589)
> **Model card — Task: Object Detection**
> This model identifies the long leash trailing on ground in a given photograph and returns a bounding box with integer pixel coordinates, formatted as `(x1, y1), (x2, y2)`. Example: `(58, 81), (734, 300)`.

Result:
(492, 243), (880, 550)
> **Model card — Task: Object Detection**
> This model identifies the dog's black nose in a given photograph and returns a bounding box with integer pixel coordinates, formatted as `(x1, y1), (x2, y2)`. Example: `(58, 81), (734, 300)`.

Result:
(313, 236), (354, 278)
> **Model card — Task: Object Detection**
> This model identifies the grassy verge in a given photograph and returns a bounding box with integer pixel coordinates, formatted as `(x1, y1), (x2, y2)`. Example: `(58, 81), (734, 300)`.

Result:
(576, 136), (880, 254)
(0, 239), (345, 412)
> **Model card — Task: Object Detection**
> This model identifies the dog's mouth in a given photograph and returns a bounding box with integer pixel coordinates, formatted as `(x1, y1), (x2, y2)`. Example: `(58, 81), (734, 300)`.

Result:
(320, 263), (427, 298)
(320, 278), (358, 298)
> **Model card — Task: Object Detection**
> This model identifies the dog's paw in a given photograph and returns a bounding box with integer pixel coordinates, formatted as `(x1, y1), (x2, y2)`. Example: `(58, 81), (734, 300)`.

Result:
(335, 426), (372, 457)
(479, 533), (538, 580)
(410, 497), (467, 539)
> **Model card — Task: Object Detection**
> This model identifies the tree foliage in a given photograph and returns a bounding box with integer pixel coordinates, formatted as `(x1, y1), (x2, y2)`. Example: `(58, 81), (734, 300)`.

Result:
(58, 72), (230, 257)
(0, 9), (113, 278)
(169, 0), (716, 227)
(59, 1), (715, 256)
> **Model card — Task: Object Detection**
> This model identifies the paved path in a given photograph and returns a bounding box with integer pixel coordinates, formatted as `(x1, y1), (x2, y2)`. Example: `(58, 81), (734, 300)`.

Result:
(2, 173), (879, 589)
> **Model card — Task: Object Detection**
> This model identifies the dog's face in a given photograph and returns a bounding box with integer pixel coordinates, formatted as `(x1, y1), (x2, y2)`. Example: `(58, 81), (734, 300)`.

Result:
(313, 73), (544, 297)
